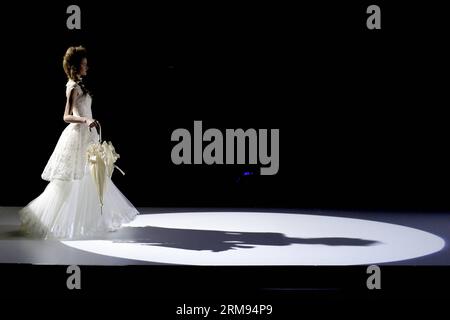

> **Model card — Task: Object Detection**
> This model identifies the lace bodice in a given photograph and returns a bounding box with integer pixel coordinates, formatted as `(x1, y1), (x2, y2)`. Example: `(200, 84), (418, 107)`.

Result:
(66, 79), (93, 118)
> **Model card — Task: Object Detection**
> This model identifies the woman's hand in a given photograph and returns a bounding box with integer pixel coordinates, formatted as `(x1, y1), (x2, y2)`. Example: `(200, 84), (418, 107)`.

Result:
(86, 118), (100, 131)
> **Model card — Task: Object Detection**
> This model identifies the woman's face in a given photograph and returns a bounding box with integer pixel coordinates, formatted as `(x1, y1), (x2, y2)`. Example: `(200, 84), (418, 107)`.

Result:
(80, 58), (88, 76)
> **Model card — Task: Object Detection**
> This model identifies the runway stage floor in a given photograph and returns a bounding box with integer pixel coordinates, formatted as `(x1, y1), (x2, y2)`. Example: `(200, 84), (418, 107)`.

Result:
(0, 207), (449, 266)
(2, 207), (450, 303)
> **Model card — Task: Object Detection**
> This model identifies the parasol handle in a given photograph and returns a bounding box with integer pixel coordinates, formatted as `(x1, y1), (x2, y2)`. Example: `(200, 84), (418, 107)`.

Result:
(89, 120), (102, 142)
(96, 121), (102, 142)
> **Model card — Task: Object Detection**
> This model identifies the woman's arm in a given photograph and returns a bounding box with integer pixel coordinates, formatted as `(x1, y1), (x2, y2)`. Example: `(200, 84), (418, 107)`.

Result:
(63, 88), (98, 132)
(63, 88), (88, 124)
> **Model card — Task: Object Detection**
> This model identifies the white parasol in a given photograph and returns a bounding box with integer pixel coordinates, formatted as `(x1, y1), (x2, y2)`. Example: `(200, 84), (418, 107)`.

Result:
(86, 122), (125, 214)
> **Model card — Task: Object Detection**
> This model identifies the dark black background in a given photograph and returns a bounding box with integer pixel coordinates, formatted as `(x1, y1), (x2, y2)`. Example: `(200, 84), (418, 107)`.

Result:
(1, 1), (449, 211)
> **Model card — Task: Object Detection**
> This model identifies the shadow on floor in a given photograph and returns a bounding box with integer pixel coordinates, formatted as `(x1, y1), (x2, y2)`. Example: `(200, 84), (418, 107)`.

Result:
(103, 225), (381, 252)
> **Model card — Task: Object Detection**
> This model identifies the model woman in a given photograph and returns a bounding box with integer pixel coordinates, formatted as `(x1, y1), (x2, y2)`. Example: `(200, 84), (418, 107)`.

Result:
(19, 46), (139, 239)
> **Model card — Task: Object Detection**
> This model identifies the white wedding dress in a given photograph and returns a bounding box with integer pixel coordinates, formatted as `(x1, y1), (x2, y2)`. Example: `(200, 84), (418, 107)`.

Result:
(19, 79), (139, 240)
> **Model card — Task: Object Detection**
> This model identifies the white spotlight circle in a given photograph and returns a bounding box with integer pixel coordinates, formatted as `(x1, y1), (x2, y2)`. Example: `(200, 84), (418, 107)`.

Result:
(61, 212), (445, 265)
